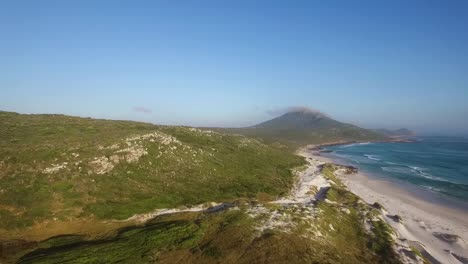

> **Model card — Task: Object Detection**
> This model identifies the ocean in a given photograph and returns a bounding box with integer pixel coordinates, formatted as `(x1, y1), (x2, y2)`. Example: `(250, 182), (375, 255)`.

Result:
(322, 136), (468, 203)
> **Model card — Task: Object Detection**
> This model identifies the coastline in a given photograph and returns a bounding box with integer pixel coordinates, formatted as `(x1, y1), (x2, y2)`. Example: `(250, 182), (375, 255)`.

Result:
(335, 169), (468, 264)
(302, 143), (468, 264)
(305, 137), (417, 151)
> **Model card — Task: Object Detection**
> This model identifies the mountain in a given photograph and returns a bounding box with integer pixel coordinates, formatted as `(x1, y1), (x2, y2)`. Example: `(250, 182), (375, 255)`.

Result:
(252, 110), (341, 130)
(372, 128), (415, 137)
(228, 109), (386, 147)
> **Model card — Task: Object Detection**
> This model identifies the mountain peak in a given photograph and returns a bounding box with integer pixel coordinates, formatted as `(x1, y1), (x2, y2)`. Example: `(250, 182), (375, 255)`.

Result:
(283, 109), (328, 118)
(253, 108), (341, 130)
(243, 108), (386, 145)
(284, 106), (324, 114)
(275, 107), (329, 120)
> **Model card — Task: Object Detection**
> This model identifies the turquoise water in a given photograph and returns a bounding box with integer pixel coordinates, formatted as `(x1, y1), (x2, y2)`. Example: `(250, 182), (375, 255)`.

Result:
(323, 136), (468, 202)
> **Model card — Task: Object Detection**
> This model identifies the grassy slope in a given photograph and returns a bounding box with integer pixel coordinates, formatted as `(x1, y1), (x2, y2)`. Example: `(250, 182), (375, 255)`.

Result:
(321, 164), (400, 264)
(0, 111), (304, 232)
(11, 165), (400, 264)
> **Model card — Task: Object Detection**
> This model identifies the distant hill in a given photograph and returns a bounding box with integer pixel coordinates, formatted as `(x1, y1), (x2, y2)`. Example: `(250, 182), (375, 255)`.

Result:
(224, 109), (387, 148)
(372, 128), (415, 137)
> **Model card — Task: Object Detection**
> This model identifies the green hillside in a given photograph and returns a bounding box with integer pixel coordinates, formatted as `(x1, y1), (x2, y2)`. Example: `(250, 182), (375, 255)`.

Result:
(0, 111), (304, 233)
(11, 165), (400, 264)
(0, 111), (407, 264)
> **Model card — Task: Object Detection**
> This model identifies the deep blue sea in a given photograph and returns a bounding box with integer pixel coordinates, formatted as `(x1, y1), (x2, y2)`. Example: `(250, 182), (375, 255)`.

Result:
(323, 136), (468, 202)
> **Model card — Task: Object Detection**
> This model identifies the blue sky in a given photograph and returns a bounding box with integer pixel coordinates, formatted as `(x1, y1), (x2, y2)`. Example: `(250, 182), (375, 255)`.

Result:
(1, 1), (467, 134)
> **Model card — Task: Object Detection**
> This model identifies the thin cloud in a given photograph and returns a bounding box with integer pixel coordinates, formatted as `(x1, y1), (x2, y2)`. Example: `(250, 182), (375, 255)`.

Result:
(132, 106), (152, 114)
(266, 106), (327, 116)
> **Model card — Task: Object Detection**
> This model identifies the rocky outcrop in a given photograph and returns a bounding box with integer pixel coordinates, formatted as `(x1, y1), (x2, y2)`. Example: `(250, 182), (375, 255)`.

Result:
(89, 157), (114, 175)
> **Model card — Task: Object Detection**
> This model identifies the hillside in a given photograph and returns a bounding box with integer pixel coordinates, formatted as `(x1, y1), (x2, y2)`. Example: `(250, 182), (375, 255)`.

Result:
(8, 162), (403, 264)
(226, 110), (386, 148)
(0, 111), (410, 264)
(0, 111), (304, 235)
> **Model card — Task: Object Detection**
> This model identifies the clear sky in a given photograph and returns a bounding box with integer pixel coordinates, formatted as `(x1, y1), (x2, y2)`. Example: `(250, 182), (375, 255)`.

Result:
(1, 1), (468, 134)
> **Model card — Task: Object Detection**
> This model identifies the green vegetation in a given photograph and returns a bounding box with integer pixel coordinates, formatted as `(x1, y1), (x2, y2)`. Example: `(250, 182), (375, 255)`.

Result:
(410, 246), (431, 264)
(320, 164), (400, 264)
(2, 162), (403, 264)
(0, 111), (304, 231)
(369, 220), (399, 263)
(15, 203), (399, 264)
(0, 112), (403, 264)
(18, 220), (204, 263)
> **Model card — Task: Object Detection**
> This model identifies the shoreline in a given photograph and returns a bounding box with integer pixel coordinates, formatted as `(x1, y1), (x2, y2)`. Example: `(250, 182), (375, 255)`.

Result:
(304, 137), (417, 151)
(335, 169), (468, 264)
(305, 140), (468, 212)
(303, 144), (468, 264)
(321, 150), (468, 213)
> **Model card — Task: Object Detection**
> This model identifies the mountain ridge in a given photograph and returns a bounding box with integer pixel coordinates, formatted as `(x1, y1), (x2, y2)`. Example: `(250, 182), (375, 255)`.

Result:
(223, 110), (387, 148)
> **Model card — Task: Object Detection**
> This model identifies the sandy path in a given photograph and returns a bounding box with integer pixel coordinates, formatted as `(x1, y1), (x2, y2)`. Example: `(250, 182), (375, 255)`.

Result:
(273, 150), (331, 205)
(121, 202), (227, 223)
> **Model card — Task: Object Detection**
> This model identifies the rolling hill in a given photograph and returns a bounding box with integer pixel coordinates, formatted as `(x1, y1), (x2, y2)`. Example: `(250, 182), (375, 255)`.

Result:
(0, 111), (304, 234)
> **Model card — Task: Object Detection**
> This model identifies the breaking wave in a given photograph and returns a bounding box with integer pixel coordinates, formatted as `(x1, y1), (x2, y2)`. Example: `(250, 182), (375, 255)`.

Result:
(323, 136), (468, 201)
(364, 154), (381, 161)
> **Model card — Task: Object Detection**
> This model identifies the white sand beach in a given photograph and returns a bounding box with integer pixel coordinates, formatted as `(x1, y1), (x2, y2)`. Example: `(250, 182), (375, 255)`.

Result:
(306, 147), (468, 264)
